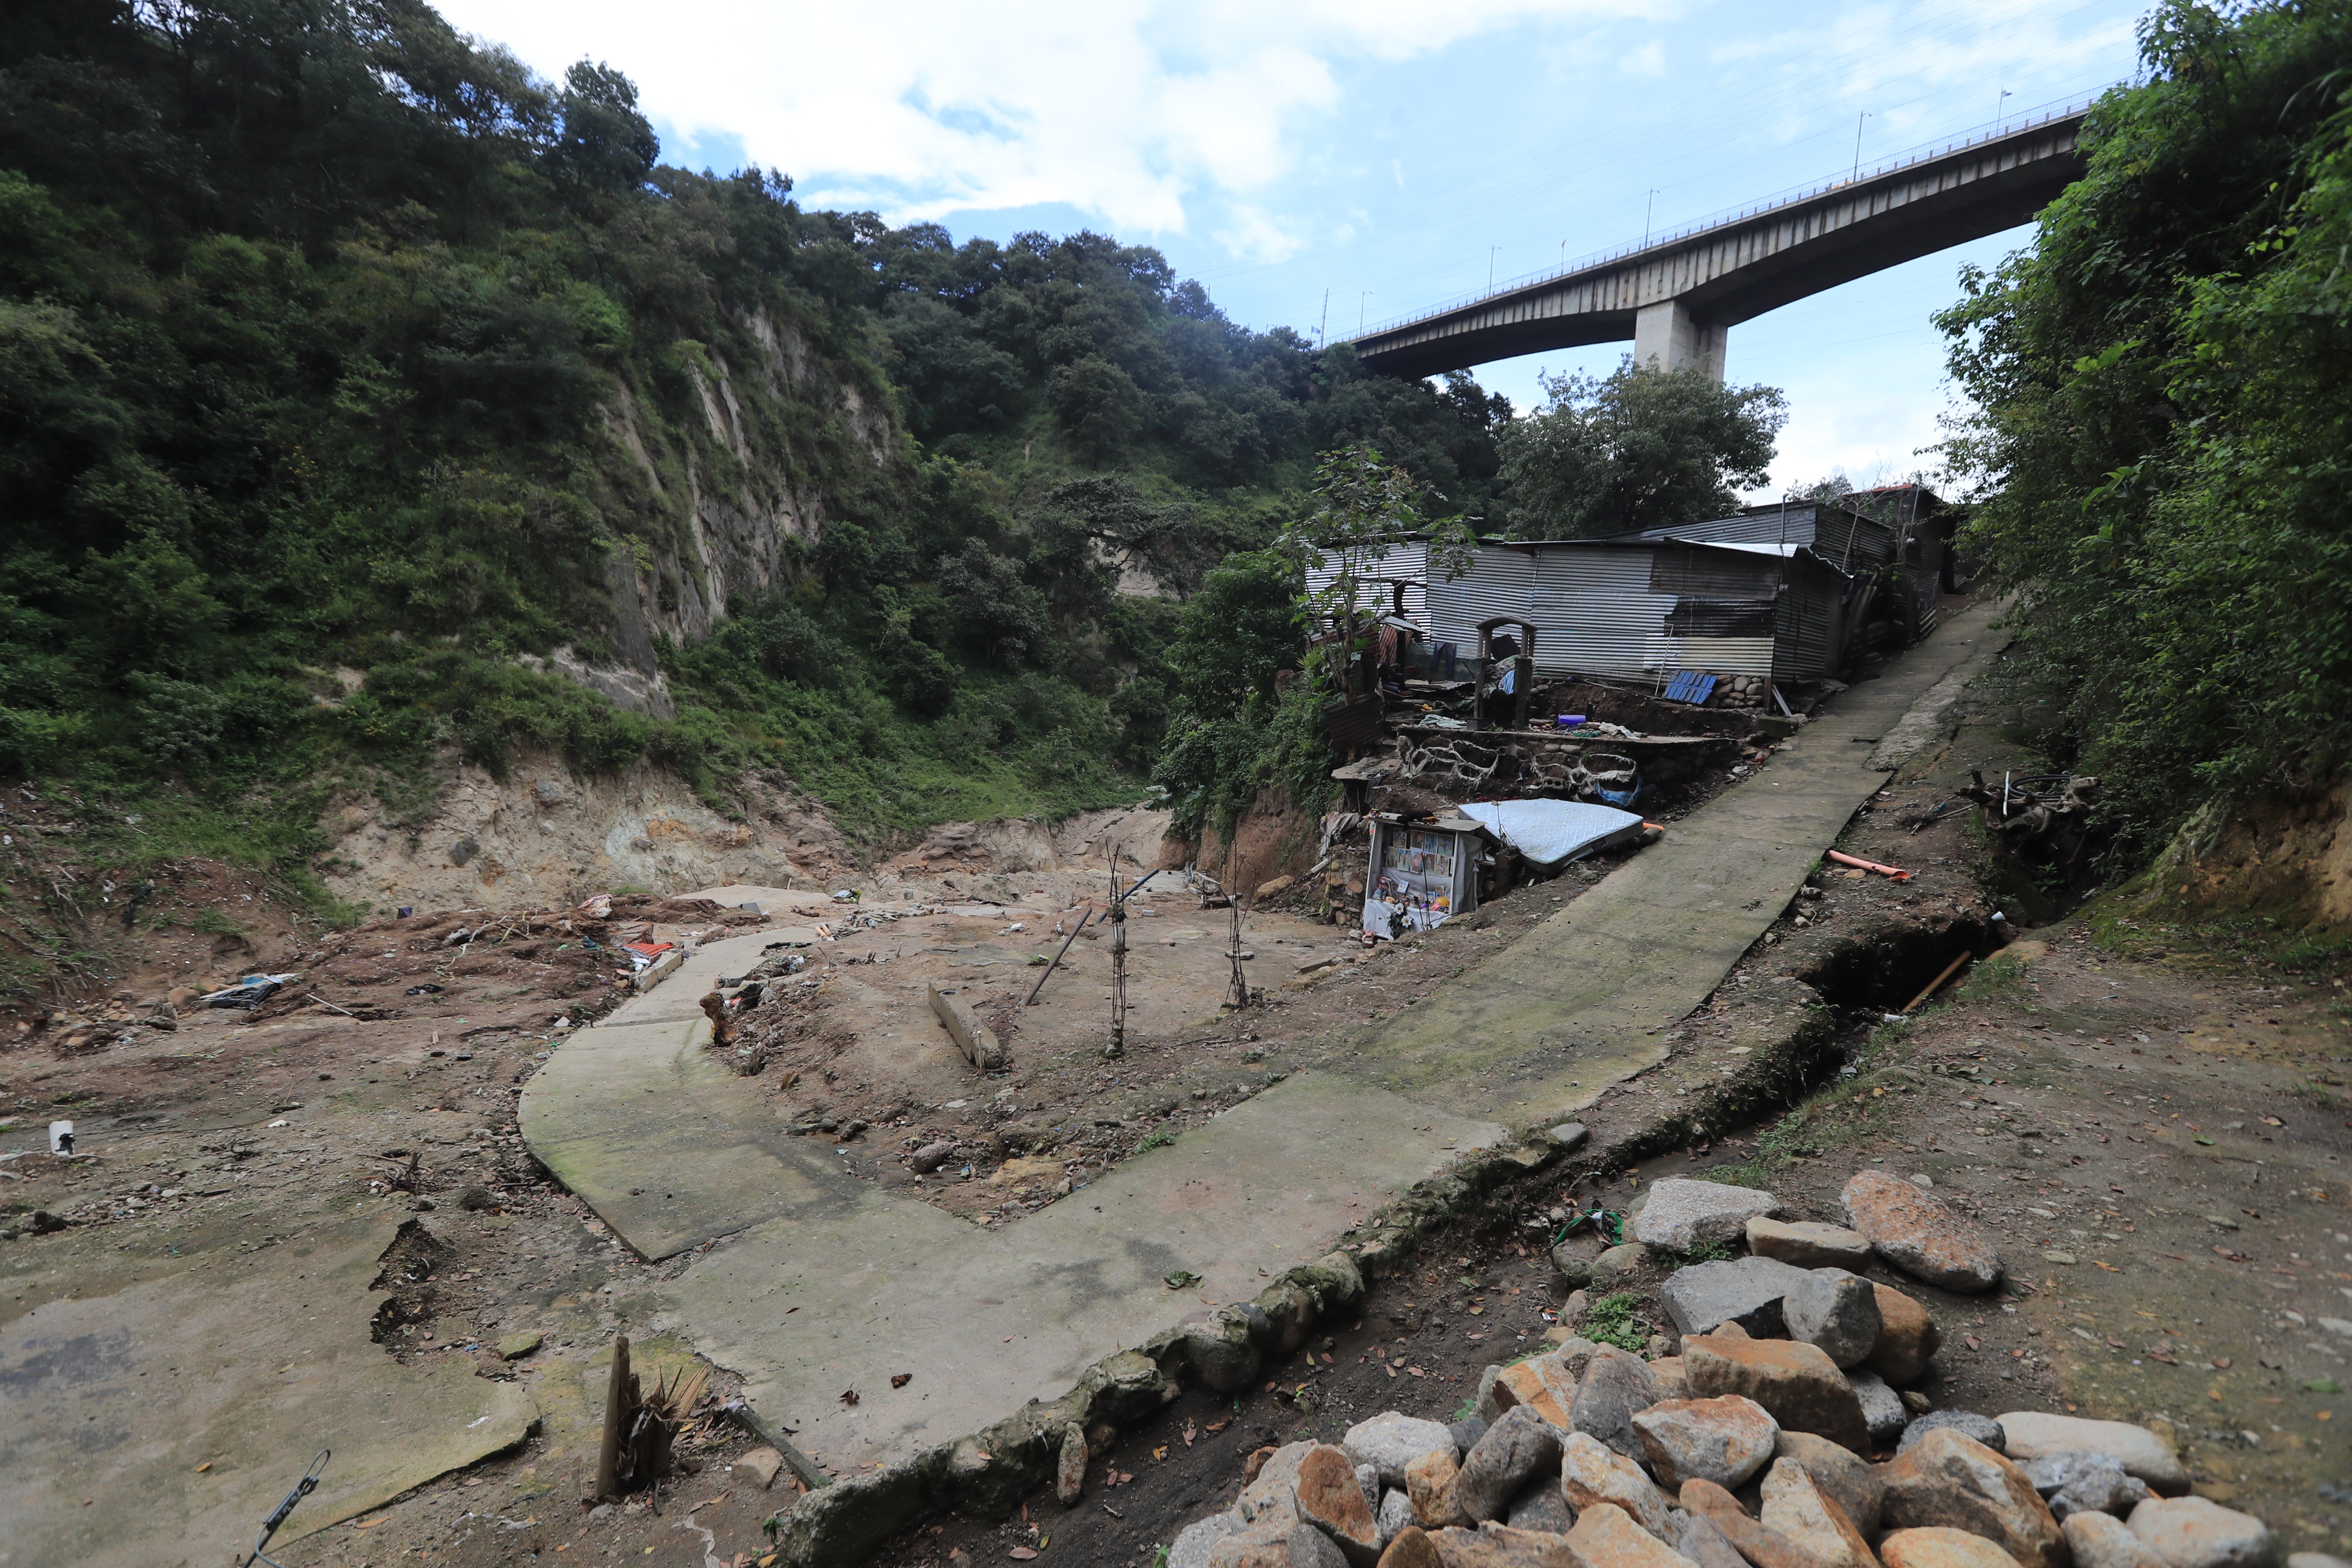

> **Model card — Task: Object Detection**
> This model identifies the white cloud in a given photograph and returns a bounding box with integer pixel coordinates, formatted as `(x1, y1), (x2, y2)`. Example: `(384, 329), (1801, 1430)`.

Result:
(1619, 40), (1667, 76)
(434, 0), (1661, 241)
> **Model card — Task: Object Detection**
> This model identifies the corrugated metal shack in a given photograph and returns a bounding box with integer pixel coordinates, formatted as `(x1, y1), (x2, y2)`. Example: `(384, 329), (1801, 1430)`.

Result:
(1316, 535), (1854, 687)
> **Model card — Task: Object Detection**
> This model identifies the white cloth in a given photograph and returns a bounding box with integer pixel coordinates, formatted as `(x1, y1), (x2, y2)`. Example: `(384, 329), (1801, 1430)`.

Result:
(1457, 800), (1643, 869)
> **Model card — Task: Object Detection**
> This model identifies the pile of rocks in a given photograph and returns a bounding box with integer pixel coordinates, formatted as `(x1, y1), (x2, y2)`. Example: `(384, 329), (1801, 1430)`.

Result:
(1165, 1174), (2287, 1568)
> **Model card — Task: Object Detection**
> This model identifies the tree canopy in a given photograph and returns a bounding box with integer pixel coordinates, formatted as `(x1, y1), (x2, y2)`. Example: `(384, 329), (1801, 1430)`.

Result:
(1495, 362), (1787, 538)
(1936, 0), (2352, 849)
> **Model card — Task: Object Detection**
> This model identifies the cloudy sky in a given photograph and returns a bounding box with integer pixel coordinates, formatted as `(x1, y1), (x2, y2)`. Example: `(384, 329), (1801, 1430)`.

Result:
(436, 0), (2149, 496)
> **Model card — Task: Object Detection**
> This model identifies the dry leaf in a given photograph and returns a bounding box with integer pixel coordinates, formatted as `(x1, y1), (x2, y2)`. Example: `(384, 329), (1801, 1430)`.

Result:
(839, 1389), (859, 1406)
(891, 1373), (913, 1389)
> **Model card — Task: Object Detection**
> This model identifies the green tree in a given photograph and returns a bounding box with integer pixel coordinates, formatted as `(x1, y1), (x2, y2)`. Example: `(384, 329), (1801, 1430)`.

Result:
(1935, 0), (2352, 849)
(1497, 362), (1786, 538)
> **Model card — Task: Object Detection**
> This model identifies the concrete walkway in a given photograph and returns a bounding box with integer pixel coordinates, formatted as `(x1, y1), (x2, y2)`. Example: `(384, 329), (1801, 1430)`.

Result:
(520, 599), (2004, 1473)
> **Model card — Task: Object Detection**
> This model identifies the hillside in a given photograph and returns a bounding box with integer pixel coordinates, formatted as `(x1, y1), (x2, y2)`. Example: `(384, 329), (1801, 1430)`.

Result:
(0, 0), (1508, 949)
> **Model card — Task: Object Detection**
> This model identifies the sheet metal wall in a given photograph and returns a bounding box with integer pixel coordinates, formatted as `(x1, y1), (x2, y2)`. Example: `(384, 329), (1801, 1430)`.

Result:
(1424, 543), (1532, 656)
(1306, 540), (1428, 628)
(1773, 553), (1849, 679)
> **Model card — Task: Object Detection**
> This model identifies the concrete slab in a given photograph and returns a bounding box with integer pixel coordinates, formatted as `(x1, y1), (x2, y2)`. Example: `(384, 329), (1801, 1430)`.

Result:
(0, 1211), (536, 1568)
(522, 600), (2007, 1479)
(1334, 597), (2008, 1130)
(667, 1070), (1502, 1465)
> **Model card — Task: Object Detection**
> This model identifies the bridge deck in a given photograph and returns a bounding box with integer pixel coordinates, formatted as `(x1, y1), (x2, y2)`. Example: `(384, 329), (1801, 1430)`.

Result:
(1355, 108), (2089, 379)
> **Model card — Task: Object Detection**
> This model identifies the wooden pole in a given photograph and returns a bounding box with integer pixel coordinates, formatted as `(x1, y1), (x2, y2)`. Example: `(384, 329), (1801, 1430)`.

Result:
(596, 1335), (632, 1501)
(1901, 951), (1973, 1015)
(1023, 906), (1094, 1006)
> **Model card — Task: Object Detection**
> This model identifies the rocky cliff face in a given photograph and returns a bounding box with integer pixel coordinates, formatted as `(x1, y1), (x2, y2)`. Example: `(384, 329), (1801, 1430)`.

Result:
(585, 308), (896, 689)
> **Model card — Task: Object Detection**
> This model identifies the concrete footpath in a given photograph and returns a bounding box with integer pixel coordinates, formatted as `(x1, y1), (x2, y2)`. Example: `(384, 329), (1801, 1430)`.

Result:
(519, 598), (2005, 1476)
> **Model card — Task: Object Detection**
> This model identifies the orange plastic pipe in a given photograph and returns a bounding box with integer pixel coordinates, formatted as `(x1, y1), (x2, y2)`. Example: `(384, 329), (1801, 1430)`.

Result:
(1826, 849), (1912, 883)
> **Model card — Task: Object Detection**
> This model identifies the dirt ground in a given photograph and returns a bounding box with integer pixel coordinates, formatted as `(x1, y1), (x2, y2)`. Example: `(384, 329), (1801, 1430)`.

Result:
(858, 741), (2352, 1568)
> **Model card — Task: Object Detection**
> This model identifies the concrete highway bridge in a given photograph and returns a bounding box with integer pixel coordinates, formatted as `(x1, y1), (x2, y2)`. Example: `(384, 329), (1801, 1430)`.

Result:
(1353, 105), (2090, 381)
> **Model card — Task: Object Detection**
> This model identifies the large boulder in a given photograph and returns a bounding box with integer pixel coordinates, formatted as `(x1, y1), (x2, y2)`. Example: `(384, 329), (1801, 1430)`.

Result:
(1562, 1430), (1684, 1541)
(1759, 1457), (1877, 1568)
(1783, 1269), (1882, 1368)
(1294, 1444), (1382, 1566)
(2065, 1511), (2171, 1568)
(1455, 1406), (1565, 1524)
(1493, 1350), (1582, 1430)
(1681, 1513), (1757, 1568)
(1633, 1179), (1788, 1252)
(1776, 1430), (1885, 1537)
(1747, 1217), (1875, 1270)
(2126, 1498), (2280, 1568)
(1882, 1529), (2027, 1568)
(1997, 1413), (2188, 1497)
(1681, 1477), (1832, 1568)
(1407, 1448), (1472, 1531)
(1241, 1443), (1320, 1527)
(2021, 1453), (2152, 1520)
(1880, 1428), (2066, 1568)
(1662, 1258), (1814, 1338)
(1849, 1370), (1907, 1445)
(1173, 1512), (1245, 1568)
(1429, 1521), (1587, 1566)
(1345, 1412), (1459, 1490)
(1900, 1413), (2005, 1456)
(1507, 1476), (1577, 1535)
(1376, 1526), (1443, 1568)
(1633, 1396), (1781, 1491)
(1866, 1285), (1941, 1387)
(1840, 1172), (2002, 1293)
(1683, 1331), (1871, 1455)
(1573, 1345), (1665, 1460)
(1568, 1503), (1706, 1568)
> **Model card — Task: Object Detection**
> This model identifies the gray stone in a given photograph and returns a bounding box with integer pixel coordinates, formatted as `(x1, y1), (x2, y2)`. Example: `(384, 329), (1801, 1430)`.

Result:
(732, 1447), (783, 1489)
(1900, 1411), (2005, 1455)
(1680, 1511), (1754, 1568)
(1170, 1509), (1243, 1568)
(1849, 1369), (1907, 1445)
(1843, 1171), (2003, 1294)
(1455, 1406), (1566, 1523)
(1747, 1217), (1875, 1270)
(1561, 1430), (1682, 1541)
(1630, 1178), (1787, 1253)
(1508, 1474), (1578, 1535)
(1183, 1308), (1264, 1394)
(1552, 1122), (1591, 1152)
(1476, 1363), (1508, 1422)
(2127, 1498), (2279, 1568)
(1282, 1521), (1353, 1568)
(1449, 1418), (1489, 1459)
(1552, 1242), (1598, 1290)
(1357, 1463), (1381, 1518)
(1776, 1429), (1884, 1536)
(1632, 1395), (1779, 1491)
(1784, 1270), (1882, 1369)
(1593, 1242), (1656, 1281)
(1343, 1411), (1458, 1490)
(1660, 1257), (1812, 1338)
(2287, 1557), (2352, 1568)
(2067, 1511), (2169, 1568)
(1376, 1488), (1416, 1546)
(1999, 1414), (2187, 1496)
(1056, 1422), (1087, 1506)
(1572, 1344), (1663, 1460)
(2022, 1453), (2152, 1520)
(1238, 1441), (1318, 1526)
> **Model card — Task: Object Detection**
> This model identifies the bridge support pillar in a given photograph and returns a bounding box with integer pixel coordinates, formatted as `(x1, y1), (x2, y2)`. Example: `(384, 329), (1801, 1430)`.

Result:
(1633, 299), (1727, 381)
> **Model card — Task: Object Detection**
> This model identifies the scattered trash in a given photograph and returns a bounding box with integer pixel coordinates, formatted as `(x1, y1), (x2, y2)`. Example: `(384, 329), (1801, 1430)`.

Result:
(1456, 799), (1646, 871)
(48, 1120), (73, 1156)
(1662, 670), (1719, 705)
(199, 974), (299, 1010)
(396, 905), (414, 919)
(1164, 1270), (1202, 1290)
(236, 1447), (330, 1568)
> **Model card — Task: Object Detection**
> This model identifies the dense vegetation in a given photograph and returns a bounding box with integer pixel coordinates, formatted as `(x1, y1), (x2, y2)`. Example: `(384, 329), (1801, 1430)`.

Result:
(1938, 0), (2352, 855)
(0, 0), (1511, 872)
